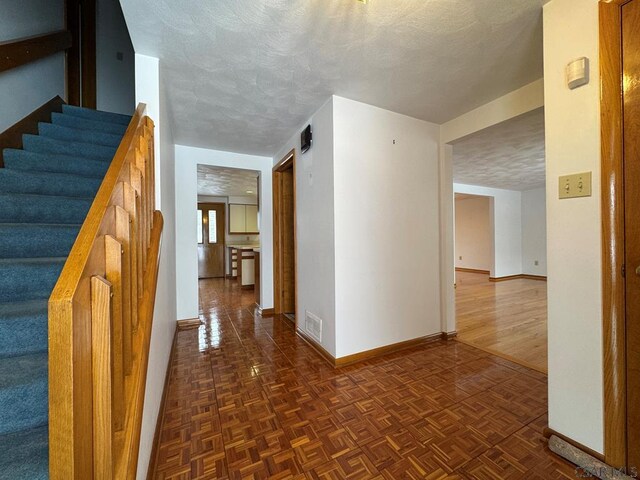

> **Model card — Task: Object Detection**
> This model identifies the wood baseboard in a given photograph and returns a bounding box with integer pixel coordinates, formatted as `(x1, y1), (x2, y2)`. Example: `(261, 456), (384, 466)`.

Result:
(176, 318), (201, 330)
(455, 268), (490, 275)
(146, 325), (178, 480)
(335, 333), (443, 367)
(296, 328), (335, 368)
(441, 331), (458, 341)
(0, 95), (65, 167)
(258, 306), (275, 317)
(490, 274), (547, 282)
(543, 427), (606, 463)
(241, 284), (254, 290)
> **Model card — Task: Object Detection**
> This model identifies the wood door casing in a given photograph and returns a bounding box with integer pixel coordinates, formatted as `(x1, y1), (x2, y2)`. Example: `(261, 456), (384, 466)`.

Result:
(273, 150), (297, 318)
(198, 203), (225, 279)
(623, 0), (640, 468)
(281, 168), (295, 313)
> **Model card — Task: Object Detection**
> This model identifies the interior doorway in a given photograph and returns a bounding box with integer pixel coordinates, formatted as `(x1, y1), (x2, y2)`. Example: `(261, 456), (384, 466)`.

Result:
(198, 203), (226, 279)
(273, 150), (297, 321)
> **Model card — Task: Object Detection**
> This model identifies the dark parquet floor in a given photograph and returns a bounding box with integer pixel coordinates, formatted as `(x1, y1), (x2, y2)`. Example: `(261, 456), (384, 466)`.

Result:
(151, 278), (586, 479)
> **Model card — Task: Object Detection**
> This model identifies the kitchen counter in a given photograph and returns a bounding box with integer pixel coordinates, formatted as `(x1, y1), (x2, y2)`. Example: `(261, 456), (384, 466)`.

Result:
(227, 243), (260, 250)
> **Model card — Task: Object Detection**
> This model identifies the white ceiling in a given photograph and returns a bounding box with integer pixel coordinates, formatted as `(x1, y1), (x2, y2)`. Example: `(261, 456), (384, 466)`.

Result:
(197, 165), (259, 197)
(120, 0), (545, 156)
(452, 108), (545, 191)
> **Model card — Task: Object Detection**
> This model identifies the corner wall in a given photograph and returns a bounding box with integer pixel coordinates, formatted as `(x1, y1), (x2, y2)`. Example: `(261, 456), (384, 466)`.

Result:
(273, 97), (336, 356)
(543, 0), (603, 454)
(0, 0), (65, 132)
(333, 97), (441, 358)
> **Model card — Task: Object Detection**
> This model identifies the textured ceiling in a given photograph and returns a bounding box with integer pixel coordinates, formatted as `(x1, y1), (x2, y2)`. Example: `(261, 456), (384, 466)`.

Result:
(120, 0), (545, 156)
(197, 165), (259, 197)
(452, 108), (545, 191)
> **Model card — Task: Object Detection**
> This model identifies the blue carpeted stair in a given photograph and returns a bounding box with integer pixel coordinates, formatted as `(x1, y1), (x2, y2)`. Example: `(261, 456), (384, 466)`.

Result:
(0, 104), (131, 479)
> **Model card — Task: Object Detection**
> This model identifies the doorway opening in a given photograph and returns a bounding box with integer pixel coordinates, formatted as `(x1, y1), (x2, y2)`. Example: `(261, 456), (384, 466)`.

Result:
(196, 165), (262, 306)
(450, 108), (549, 373)
(273, 150), (297, 323)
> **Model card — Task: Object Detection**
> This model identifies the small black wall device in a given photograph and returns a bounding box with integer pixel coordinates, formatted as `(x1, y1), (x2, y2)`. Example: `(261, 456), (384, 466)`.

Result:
(301, 124), (312, 154)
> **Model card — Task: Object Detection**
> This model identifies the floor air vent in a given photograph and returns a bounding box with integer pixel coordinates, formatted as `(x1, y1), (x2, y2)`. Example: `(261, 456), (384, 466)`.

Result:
(305, 311), (322, 343)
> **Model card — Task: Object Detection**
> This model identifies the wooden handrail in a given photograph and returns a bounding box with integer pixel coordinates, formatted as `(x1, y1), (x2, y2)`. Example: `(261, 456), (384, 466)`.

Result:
(49, 103), (162, 479)
(0, 30), (72, 73)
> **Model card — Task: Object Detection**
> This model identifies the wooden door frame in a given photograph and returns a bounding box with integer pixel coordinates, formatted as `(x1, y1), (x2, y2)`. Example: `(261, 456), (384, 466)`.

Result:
(272, 149), (297, 320)
(65, 0), (96, 107)
(600, 0), (635, 469)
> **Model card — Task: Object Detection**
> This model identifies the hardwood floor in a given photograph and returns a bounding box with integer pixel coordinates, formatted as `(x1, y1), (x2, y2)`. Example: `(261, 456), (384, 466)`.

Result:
(455, 271), (548, 373)
(149, 278), (580, 479)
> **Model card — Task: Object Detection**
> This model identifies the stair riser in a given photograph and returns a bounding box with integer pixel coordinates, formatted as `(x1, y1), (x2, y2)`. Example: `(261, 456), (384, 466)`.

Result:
(0, 382), (48, 436)
(51, 112), (128, 136)
(0, 226), (79, 259)
(0, 195), (92, 225)
(22, 135), (117, 161)
(0, 262), (64, 303)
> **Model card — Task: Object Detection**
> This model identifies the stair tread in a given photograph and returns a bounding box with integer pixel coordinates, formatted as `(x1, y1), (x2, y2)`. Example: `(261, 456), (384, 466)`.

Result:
(3, 149), (110, 179)
(0, 299), (48, 317)
(62, 104), (132, 126)
(0, 300), (48, 359)
(38, 122), (123, 148)
(0, 168), (102, 198)
(22, 134), (117, 161)
(52, 111), (128, 135)
(0, 352), (47, 390)
(0, 425), (48, 480)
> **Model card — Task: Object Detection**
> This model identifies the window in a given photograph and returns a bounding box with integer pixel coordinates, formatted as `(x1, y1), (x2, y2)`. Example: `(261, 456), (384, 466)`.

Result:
(208, 210), (217, 244)
(197, 210), (203, 244)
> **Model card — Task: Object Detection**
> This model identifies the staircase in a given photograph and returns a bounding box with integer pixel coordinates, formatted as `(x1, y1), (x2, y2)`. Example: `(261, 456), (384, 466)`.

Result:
(0, 105), (132, 479)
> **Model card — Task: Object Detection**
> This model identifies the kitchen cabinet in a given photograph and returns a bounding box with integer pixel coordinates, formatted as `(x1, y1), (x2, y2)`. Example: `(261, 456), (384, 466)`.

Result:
(229, 204), (259, 234)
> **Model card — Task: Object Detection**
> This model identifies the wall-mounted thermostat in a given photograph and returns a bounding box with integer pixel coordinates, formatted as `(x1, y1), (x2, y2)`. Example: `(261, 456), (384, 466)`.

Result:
(566, 57), (589, 90)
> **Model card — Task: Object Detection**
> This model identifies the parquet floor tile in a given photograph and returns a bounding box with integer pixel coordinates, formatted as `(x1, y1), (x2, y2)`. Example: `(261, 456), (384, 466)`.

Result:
(150, 278), (586, 479)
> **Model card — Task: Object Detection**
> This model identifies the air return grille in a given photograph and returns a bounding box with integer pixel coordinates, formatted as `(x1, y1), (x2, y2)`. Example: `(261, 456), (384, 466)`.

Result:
(305, 310), (322, 343)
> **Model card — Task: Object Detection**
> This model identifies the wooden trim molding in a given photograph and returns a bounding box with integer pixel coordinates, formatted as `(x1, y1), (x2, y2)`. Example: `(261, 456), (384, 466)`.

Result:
(146, 325), (178, 480)
(0, 96), (65, 167)
(259, 307), (275, 317)
(441, 331), (458, 341)
(489, 274), (547, 282)
(600, 0), (628, 469)
(176, 318), (201, 331)
(296, 329), (446, 369)
(543, 427), (606, 463)
(0, 30), (72, 73)
(455, 268), (490, 275)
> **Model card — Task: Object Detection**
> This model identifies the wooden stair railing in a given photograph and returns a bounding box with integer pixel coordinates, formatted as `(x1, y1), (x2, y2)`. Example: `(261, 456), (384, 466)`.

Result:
(48, 103), (163, 479)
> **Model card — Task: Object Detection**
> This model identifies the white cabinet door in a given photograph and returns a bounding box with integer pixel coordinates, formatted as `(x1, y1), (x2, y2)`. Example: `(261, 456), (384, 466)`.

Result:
(245, 205), (259, 233)
(229, 204), (246, 233)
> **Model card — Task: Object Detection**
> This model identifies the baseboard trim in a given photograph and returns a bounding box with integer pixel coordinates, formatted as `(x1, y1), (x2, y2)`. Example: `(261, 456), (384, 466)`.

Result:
(258, 306), (275, 317)
(296, 328), (335, 368)
(544, 429), (606, 464)
(455, 268), (490, 275)
(335, 333), (443, 367)
(176, 318), (201, 330)
(490, 274), (547, 282)
(441, 331), (458, 341)
(146, 325), (178, 480)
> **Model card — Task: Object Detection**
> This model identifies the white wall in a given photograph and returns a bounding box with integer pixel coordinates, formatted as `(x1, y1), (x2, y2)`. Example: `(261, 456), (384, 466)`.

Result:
(455, 196), (492, 272)
(544, 0), (603, 454)
(0, 0), (65, 132)
(96, 0), (135, 115)
(134, 57), (178, 479)
(454, 184), (522, 279)
(521, 188), (547, 276)
(333, 97), (441, 358)
(274, 97), (336, 356)
(175, 146), (274, 320)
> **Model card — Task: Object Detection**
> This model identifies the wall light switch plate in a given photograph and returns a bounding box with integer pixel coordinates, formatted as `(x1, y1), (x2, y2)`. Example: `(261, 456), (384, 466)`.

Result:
(559, 172), (592, 199)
